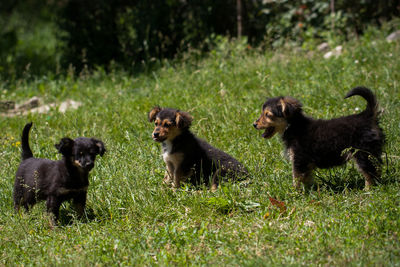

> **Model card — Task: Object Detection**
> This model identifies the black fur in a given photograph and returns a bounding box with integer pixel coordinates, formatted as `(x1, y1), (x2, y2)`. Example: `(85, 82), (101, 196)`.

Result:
(149, 107), (248, 189)
(13, 122), (106, 223)
(254, 87), (385, 190)
(165, 130), (247, 187)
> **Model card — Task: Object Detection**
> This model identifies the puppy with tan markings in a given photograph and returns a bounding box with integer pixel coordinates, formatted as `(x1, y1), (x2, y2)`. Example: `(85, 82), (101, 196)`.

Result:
(149, 107), (248, 190)
(13, 122), (106, 223)
(253, 87), (385, 190)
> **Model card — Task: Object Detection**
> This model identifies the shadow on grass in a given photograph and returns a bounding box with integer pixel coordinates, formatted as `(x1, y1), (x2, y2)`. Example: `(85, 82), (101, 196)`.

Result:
(312, 159), (398, 193)
(58, 206), (98, 226)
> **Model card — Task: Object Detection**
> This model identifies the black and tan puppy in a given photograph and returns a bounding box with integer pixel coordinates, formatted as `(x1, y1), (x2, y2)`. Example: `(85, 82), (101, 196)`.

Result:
(148, 107), (248, 190)
(253, 87), (384, 190)
(13, 122), (105, 223)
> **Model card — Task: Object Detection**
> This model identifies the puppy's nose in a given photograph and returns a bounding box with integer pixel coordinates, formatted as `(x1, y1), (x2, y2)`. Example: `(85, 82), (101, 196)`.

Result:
(153, 132), (160, 138)
(253, 123), (258, 129)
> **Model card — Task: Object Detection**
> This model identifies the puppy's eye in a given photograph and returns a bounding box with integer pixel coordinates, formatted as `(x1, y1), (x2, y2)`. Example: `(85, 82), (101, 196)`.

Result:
(79, 151), (83, 155)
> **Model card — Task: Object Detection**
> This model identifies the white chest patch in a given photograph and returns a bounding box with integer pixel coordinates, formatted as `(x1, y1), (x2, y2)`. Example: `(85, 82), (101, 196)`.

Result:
(286, 147), (295, 161)
(162, 140), (173, 162)
(162, 140), (183, 168)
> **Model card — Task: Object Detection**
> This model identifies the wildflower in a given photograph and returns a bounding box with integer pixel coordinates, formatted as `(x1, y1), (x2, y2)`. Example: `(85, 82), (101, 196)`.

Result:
(13, 141), (21, 147)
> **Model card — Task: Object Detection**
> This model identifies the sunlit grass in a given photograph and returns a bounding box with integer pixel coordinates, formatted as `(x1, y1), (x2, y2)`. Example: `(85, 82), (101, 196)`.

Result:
(0, 33), (399, 265)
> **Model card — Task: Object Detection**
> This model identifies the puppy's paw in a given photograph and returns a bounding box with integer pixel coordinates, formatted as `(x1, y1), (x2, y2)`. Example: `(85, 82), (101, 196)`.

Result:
(211, 184), (218, 192)
(163, 173), (173, 185)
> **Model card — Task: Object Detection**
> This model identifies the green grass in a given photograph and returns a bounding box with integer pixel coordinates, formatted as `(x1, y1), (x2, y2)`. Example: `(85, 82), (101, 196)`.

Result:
(1, 31), (399, 266)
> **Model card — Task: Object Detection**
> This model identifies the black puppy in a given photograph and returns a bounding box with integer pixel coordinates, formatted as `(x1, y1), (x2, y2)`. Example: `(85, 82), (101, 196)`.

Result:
(148, 107), (248, 190)
(13, 122), (105, 223)
(253, 87), (385, 190)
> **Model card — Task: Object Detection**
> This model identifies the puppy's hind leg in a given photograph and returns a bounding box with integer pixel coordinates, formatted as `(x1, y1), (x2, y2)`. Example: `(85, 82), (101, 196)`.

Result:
(354, 152), (381, 190)
(211, 168), (222, 192)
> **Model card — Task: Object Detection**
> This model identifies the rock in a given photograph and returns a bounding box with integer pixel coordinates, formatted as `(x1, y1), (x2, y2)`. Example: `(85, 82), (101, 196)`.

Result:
(0, 101), (15, 112)
(58, 100), (82, 113)
(324, 45), (343, 59)
(317, 42), (329, 52)
(16, 96), (40, 110)
(386, 30), (400, 42)
(1, 97), (82, 117)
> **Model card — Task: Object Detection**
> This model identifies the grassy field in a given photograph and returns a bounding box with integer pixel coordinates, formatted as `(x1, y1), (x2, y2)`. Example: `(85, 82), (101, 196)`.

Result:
(1, 30), (399, 265)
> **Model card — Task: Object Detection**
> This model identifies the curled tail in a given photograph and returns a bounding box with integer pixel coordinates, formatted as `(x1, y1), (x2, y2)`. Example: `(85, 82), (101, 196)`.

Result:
(21, 122), (34, 160)
(344, 86), (378, 117)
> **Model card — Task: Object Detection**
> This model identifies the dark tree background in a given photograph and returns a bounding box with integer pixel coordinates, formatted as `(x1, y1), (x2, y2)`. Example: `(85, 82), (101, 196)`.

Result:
(0, 0), (399, 78)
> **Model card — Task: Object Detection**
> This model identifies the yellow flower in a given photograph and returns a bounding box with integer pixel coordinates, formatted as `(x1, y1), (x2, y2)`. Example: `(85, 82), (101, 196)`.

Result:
(12, 141), (21, 147)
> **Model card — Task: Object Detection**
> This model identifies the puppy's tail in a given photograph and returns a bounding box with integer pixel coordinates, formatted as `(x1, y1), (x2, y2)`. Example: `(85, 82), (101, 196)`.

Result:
(21, 122), (34, 160)
(345, 87), (378, 117)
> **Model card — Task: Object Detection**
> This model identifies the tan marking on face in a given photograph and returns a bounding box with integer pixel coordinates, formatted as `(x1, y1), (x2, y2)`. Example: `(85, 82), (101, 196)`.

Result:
(152, 117), (182, 142)
(74, 160), (83, 168)
(254, 106), (288, 138)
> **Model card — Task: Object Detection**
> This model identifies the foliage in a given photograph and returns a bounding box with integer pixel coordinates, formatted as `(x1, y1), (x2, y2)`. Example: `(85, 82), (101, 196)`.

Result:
(0, 0), (61, 80)
(58, 0), (400, 69)
(261, 0), (400, 48)
(1, 0), (399, 77)
(58, 0), (240, 71)
(0, 31), (399, 265)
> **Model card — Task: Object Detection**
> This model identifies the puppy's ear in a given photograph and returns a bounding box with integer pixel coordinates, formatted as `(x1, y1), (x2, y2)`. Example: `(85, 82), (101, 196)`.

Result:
(148, 106), (162, 122)
(280, 97), (302, 118)
(92, 138), (106, 157)
(55, 137), (74, 156)
(176, 111), (193, 129)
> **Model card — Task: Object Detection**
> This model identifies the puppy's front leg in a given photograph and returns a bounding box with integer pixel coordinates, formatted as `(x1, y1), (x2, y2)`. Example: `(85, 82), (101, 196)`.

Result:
(164, 161), (174, 185)
(292, 164), (313, 190)
(46, 195), (61, 223)
(172, 168), (192, 188)
(173, 169), (183, 188)
(173, 168), (193, 188)
(73, 193), (87, 218)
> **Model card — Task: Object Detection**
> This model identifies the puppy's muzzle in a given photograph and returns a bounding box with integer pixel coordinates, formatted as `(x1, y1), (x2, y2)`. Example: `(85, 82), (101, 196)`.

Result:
(75, 160), (95, 171)
(152, 131), (165, 142)
(84, 162), (94, 171)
